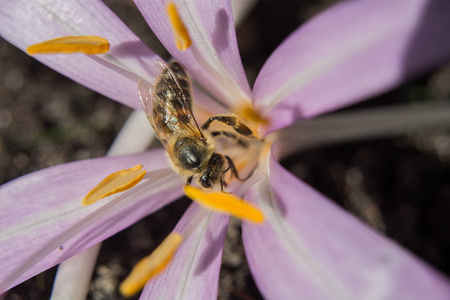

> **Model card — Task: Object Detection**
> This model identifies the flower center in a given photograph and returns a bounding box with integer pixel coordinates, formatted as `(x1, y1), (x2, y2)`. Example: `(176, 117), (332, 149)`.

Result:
(235, 103), (270, 139)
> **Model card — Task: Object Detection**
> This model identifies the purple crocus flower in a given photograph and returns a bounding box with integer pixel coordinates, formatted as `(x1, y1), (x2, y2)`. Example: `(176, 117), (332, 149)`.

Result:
(1, 0), (450, 299)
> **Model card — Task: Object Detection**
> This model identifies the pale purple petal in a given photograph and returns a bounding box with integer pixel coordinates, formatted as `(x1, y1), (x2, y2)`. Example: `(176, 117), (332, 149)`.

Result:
(253, 0), (450, 134)
(0, 0), (161, 110)
(241, 148), (450, 300)
(135, 0), (251, 107)
(192, 86), (229, 124)
(0, 150), (184, 292)
(141, 204), (229, 299)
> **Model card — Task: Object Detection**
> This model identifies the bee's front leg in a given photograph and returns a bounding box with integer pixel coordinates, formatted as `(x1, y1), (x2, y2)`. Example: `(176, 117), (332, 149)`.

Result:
(220, 179), (232, 194)
(211, 131), (249, 147)
(201, 115), (256, 138)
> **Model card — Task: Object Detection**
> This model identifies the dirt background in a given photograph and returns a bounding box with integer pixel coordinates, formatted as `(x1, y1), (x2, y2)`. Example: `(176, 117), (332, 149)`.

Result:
(1, 0), (449, 299)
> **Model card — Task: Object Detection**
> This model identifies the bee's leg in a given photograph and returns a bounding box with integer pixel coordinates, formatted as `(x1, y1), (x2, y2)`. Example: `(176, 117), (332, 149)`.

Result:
(224, 155), (246, 181)
(186, 176), (193, 185)
(220, 179), (232, 194)
(225, 155), (256, 182)
(201, 115), (258, 139)
(211, 131), (249, 148)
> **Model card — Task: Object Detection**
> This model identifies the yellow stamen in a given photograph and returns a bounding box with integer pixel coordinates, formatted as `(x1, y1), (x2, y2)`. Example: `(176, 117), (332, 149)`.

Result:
(82, 165), (146, 206)
(237, 103), (270, 126)
(166, 2), (192, 51)
(119, 233), (183, 297)
(27, 36), (110, 55)
(184, 186), (265, 224)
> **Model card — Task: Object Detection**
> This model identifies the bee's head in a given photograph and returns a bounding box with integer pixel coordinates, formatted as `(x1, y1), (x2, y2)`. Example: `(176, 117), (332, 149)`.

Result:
(199, 153), (225, 189)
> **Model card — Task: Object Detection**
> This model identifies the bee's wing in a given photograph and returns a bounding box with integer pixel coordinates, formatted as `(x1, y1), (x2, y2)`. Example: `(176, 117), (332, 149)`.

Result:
(138, 79), (167, 145)
(138, 61), (203, 150)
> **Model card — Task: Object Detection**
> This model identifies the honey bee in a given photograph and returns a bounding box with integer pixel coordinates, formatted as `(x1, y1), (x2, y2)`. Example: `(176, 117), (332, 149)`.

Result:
(138, 61), (255, 191)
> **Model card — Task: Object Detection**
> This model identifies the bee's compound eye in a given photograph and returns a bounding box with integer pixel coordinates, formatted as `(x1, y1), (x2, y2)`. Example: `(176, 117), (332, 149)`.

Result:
(209, 153), (224, 166)
(200, 174), (213, 189)
(210, 155), (218, 163)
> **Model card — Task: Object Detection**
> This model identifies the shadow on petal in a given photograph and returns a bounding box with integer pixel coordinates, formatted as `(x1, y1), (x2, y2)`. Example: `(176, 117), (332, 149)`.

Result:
(194, 218), (229, 275)
(212, 9), (230, 54)
(402, 0), (450, 78)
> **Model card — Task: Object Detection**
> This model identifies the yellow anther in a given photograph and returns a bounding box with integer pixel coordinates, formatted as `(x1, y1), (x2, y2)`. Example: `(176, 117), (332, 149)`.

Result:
(184, 186), (265, 224)
(119, 233), (183, 297)
(82, 165), (146, 206)
(166, 2), (192, 51)
(27, 36), (110, 55)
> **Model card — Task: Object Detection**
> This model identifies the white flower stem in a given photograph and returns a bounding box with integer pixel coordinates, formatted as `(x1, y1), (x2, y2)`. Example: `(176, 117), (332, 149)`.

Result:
(50, 110), (154, 300)
(273, 102), (450, 160)
(50, 244), (102, 300)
